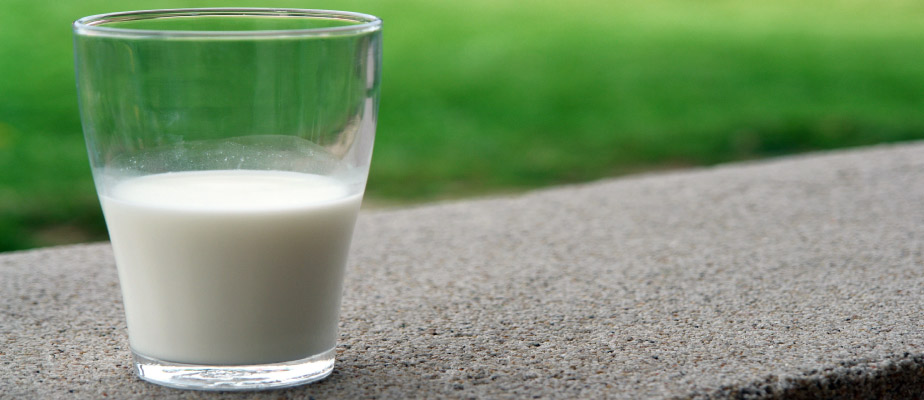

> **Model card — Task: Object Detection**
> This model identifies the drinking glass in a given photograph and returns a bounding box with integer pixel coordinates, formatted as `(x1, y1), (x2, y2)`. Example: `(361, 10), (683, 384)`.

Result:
(73, 8), (382, 390)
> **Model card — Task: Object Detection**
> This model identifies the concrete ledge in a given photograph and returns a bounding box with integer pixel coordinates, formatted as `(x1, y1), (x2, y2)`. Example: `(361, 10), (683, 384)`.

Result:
(2, 142), (923, 399)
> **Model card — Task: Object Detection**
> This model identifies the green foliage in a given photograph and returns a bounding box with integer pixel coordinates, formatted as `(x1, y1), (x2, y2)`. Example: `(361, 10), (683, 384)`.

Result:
(2, 0), (924, 251)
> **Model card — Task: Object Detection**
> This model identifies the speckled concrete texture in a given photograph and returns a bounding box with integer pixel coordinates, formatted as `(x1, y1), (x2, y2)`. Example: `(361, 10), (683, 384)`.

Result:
(2, 142), (923, 399)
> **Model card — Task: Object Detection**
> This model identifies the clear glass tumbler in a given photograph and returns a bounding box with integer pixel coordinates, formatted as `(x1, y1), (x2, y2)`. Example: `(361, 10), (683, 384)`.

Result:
(73, 9), (382, 390)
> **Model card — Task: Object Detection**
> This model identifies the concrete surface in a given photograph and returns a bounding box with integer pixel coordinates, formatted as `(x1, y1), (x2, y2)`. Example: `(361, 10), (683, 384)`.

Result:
(2, 142), (923, 399)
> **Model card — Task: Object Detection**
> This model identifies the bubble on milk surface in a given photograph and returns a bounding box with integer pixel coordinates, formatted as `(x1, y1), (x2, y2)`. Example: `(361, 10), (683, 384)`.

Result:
(188, 135), (343, 173)
(112, 135), (346, 175)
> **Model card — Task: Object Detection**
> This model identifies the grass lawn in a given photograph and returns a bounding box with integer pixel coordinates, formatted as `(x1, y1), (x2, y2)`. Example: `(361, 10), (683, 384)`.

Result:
(1, 0), (923, 251)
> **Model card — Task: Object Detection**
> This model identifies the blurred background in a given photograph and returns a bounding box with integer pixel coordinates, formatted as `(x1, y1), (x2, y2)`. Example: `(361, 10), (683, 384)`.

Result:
(1, 0), (923, 252)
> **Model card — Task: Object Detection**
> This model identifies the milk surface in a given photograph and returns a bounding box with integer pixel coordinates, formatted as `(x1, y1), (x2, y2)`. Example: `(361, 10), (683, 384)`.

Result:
(101, 170), (362, 365)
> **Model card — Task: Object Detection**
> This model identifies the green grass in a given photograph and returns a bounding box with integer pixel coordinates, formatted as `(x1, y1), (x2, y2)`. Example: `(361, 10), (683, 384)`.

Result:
(2, 0), (924, 251)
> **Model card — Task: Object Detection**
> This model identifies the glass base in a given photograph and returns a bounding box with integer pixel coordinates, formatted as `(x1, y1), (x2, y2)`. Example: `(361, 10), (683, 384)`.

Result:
(133, 348), (335, 391)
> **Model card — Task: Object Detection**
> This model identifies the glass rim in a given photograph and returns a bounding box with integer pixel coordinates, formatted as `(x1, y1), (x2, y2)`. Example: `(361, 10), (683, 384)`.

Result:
(73, 8), (382, 38)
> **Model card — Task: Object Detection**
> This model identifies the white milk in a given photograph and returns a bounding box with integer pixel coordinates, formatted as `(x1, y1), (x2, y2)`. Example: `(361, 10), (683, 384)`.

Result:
(100, 170), (362, 365)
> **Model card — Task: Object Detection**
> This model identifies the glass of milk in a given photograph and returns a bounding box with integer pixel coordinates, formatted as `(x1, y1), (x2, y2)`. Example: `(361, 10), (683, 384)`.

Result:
(73, 9), (381, 391)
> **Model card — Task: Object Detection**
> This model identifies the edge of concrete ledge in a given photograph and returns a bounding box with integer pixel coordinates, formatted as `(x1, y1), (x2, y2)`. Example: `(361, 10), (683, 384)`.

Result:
(690, 353), (924, 399)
